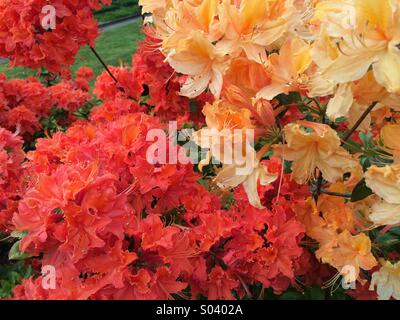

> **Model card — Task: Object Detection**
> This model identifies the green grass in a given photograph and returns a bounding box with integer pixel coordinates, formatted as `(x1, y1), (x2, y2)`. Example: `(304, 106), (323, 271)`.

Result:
(95, 0), (140, 23)
(0, 20), (144, 80)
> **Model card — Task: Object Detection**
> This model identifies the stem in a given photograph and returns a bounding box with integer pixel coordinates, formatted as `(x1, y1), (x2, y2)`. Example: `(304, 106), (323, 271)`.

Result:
(316, 101), (378, 200)
(89, 46), (119, 83)
(314, 173), (324, 201)
(236, 273), (253, 299)
(314, 98), (326, 201)
(342, 101), (378, 142)
(320, 189), (352, 198)
(89, 46), (138, 102)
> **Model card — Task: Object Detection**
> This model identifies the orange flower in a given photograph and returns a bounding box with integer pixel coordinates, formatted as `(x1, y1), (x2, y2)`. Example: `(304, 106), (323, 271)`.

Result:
(316, 231), (377, 279)
(192, 99), (255, 170)
(139, 0), (167, 13)
(192, 100), (277, 208)
(318, 183), (356, 233)
(218, 0), (289, 63)
(274, 121), (360, 184)
(222, 57), (271, 104)
(381, 124), (400, 163)
(257, 37), (312, 100)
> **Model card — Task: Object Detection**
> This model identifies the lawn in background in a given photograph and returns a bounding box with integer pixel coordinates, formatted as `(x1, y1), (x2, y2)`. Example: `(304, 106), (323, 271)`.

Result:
(95, 0), (140, 23)
(0, 20), (144, 80)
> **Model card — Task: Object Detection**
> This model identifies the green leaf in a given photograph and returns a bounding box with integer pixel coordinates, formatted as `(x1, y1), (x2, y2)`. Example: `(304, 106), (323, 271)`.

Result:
(307, 287), (325, 300)
(8, 240), (31, 260)
(10, 231), (28, 239)
(279, 290), (304, 300)
(351, 179), (373, 202)
(359, 132), (373, 148)
(0, 261), (32, 298)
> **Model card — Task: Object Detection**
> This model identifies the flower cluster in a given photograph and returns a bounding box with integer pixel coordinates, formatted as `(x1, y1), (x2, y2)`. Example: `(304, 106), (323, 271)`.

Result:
(0, 71), (92, 140)
(0, 0), (111, 72)
(93, 34), (214, 127)
(140, 0), (400, 300)
(10, 111), (312, 299)
(1, 0), (400, 301)
(0, 128), (25, 231)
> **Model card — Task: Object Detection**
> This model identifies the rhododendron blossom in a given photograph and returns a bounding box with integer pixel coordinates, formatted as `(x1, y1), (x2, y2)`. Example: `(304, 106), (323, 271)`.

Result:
(0, 0), (399, 302)
(0, 0), (111, 72)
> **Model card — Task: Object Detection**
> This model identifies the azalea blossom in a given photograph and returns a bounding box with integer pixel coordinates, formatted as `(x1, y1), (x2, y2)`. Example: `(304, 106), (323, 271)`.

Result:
(311, 0), (400, 94)
(256, 37), (312, 100)
(381, 124), (400, 163)
(370, 201), (400, 227)
(274, 121), (360, 184)
(365, 164), (400, 205)
(166, 31), (229, 98)
(370, 260), (400, 300)
(1, 0), (400, 302)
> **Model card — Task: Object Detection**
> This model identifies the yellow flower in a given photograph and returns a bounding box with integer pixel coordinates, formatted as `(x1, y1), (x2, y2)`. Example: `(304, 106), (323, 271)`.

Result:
(370, 260), (400, 300)
(218, 0), (290, 63)
(257, 37), (312, 100)
(365, 164), (400, 204)
(274, 121), (360, 184)
(312, 0), (400, 94)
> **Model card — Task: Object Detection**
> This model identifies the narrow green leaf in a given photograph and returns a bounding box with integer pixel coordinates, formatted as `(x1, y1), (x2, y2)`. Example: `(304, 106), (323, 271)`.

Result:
(10, 231), (28, 239)
(9, 240), (31, 260)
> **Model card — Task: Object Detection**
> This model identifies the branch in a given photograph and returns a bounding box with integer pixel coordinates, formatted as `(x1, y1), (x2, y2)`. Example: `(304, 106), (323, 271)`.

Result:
(89, 46), (139, 102)
(320, 189), (352, 198)
(342, 101), (378, 142)
(89, 46), (119, 83)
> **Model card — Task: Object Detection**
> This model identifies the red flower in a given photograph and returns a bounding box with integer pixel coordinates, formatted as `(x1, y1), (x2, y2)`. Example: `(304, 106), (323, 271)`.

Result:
(205, 266), (239, 300)
(0, 0), (110, 72)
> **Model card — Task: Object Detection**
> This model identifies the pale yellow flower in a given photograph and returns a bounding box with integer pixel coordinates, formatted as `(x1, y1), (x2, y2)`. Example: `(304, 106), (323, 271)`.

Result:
(311, 0), (400, 94)
(326, 83), (354, 121)
(326, 72), (400, 125)
(214, 158), (278, 209)
(365, 164), (400, 204)
(370, 201), (400, 226)
(370, 260), (400, 300)
(167, 31), (229, 98)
